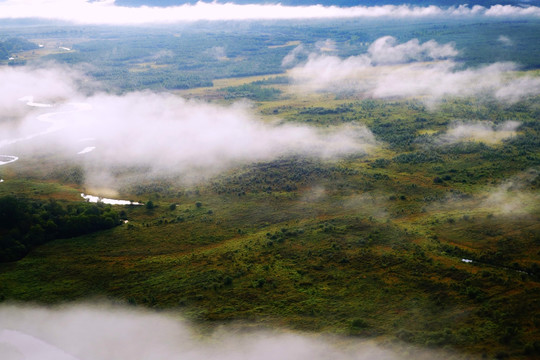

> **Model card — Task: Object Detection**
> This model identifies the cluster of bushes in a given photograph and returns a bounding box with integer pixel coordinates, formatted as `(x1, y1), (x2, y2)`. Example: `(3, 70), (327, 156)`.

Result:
(0, 196), (121, 262)
(251, 76), (289, 86)
(210, 158), (332, 195)
(224, 83), (282, 101)
(370, 119), (419, 150)
(299, 104), (353, 115)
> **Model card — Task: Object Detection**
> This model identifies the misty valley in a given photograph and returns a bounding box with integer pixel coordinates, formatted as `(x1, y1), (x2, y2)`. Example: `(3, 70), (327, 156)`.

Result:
(0, 2), (539, 360)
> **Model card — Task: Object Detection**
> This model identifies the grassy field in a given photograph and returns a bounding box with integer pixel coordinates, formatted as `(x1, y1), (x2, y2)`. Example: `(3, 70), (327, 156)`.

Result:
(1, 72), (539, 359)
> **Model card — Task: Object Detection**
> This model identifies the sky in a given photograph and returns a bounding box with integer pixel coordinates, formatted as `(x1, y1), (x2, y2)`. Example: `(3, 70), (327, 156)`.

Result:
(114, 0), (539, 6)
(0, 0), (539, 24)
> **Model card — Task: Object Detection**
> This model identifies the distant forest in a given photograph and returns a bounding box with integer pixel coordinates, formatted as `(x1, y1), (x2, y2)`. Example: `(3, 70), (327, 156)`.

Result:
(0, 196), (122, 262)
(0, 37), (37, 60)
(9, 19), (536, 92)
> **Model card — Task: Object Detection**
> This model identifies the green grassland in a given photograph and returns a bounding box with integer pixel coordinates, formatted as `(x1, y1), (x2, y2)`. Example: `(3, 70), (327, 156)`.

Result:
(1, 78), (539, 359)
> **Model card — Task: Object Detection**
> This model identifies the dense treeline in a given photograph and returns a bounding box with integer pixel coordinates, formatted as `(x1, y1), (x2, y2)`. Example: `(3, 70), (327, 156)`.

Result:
(0, 196), (121, 262)
(0, 44), (7, 60)
(251, 76), (290, 86)
(299, 104), (353, 115)
(224, 83), (281, 101)
(0, 37), (38, 60)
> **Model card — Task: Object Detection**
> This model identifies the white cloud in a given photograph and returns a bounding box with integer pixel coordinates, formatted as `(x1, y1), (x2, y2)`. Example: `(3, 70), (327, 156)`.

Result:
(289, 53), (372, 91)
(428, 169), (540, 217)
(206, 46), (227, 60)
(485, 4), (540, 17)
(289, 36), (458, 93)
(494, 75), (540, 103)
(497, 35), (513, 46)
(482, 169), (540, 215)
(367, 36), (458, 65)
(438, 120), (521, 144)
(0, 66), (376, 188)
(369, 61), (526, 101)
(281, 44), (306, 67)
(0, 1), (538, 24)
(0, 303), (459, 360)
(289, 37), (540, 103)
(0, 66), (83, 118)
(315, 39), (337, 53)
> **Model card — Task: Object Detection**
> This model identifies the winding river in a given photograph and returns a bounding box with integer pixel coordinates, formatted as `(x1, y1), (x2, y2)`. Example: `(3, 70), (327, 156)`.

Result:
(0, 96), (135, 205)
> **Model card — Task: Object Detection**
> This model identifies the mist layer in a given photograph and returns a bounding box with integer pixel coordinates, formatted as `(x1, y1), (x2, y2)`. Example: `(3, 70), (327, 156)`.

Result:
(0, 67), (376, 188)
(0, 303), (459, 360)
(288, 36), (540, 103)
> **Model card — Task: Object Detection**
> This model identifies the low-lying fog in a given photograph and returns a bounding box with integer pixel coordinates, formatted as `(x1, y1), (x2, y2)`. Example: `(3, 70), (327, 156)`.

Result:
(437, 121), (521, 144)
(287, 36), (540, 104)
(427, 168), (540, 216)
(0, 66), (376, 188)
(0, 303), (463, 360)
